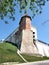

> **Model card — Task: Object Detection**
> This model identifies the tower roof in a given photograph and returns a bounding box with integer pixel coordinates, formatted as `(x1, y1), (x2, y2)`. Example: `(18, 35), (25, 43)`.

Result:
(19, 14), (32, 24)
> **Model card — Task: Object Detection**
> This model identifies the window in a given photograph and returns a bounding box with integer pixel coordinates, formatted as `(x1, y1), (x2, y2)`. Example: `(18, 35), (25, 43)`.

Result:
(33, 32), (35, 34)
(33, 35), (35, 38)
(33, 39), (36, 43)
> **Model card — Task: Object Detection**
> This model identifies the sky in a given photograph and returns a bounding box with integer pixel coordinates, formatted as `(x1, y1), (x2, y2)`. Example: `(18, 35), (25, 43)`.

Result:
(0, 1), (49, 44)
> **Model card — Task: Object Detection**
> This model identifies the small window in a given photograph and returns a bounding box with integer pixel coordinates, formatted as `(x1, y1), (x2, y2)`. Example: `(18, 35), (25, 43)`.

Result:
(33, 35), (35, 38)
(33, 39), (36, 43)
(33, 32), (35, 34)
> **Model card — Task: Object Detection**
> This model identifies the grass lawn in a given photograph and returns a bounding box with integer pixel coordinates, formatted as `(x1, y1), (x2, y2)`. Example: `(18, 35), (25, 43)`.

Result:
(22, 54), (49, 62)
(0, 42), (24, 63)
(0, 42), (49, 63)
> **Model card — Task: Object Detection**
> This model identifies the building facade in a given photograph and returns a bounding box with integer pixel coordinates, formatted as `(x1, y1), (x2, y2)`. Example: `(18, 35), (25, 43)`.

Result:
(5, 15), (49, 57)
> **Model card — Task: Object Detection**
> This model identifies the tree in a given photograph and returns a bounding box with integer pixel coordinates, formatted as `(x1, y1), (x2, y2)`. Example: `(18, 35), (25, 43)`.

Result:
(0, 0), (49, 23)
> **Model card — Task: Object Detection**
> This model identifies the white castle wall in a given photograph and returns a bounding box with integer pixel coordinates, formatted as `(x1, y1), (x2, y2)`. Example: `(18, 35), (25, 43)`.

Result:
(20, 29), (38, 54)
(36, 40), (49, 57)
(4, 28), (19, 43)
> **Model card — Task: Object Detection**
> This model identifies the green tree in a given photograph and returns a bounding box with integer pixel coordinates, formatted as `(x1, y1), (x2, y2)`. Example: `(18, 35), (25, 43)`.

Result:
(0, 0), (49, 23)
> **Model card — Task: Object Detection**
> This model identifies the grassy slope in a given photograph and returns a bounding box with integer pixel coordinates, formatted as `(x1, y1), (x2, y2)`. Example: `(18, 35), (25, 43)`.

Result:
(22, 54), (49, 62)
(0, 42), (49, 63)
(0, 42), (24, 63)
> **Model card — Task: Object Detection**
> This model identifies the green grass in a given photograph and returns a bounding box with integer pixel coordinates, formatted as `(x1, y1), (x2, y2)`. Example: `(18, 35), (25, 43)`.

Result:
(0, 42), (49, 64)
(22, 54), (49, 62)
(0, 42), (24, 63)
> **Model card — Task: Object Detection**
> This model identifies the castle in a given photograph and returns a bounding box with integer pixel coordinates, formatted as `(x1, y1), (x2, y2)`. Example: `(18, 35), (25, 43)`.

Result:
(5, 15), (49, 57)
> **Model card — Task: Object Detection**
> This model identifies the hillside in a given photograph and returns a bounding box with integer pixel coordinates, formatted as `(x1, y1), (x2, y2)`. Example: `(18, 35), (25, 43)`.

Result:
(0, 42), (49, 64)
(0, 42), (24, 63)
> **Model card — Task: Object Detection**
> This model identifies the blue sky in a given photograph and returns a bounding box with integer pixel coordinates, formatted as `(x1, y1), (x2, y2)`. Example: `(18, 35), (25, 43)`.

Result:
(0, 1), (49, 44)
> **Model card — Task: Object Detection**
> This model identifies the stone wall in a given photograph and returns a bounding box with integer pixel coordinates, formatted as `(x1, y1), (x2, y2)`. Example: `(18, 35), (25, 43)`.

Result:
(19, 17), (31, 31)
(36, 40), (49, 57)
(20, 29), (38, 54)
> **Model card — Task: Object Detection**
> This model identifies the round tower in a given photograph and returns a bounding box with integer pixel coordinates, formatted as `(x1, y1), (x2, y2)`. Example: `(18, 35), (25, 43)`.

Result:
(19, 14), (32, 31)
